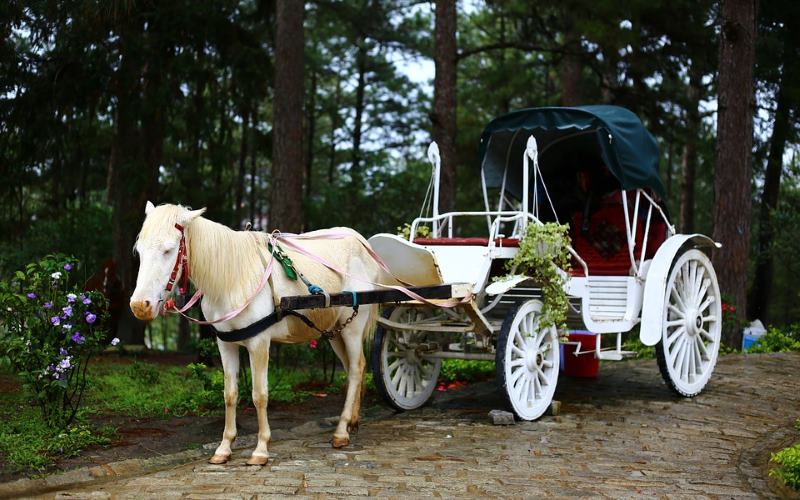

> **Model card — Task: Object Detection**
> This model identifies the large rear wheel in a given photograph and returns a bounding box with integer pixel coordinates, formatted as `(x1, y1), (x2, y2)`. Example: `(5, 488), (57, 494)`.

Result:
(496, 299), (559, 421)
(371, 307), (442, 411)
(656, 249), (721, 397)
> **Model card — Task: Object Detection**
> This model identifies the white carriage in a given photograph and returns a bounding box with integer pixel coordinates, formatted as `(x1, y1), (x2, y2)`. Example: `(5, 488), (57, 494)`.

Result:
(367, 106), (722, 421)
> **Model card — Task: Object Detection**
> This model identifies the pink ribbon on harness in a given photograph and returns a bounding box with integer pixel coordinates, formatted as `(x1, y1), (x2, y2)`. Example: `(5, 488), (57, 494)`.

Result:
(275, 230), (472, 308)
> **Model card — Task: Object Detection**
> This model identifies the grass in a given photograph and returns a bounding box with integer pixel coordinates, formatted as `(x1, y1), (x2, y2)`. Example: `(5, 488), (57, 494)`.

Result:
(0, 394), (114, 474)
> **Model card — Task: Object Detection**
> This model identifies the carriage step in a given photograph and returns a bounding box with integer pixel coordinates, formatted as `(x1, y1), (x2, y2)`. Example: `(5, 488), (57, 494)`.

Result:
(596, 350), (637, 361)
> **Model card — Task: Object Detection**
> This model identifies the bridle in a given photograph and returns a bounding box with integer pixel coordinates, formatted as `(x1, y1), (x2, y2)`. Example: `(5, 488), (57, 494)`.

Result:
(165, 223), (189, 294)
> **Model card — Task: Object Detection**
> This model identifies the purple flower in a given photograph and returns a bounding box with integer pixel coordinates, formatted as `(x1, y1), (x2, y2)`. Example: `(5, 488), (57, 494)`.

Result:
(59, 347), (68, 356)
(62, 305), (73, 317)
(85, 313), (97, 324)
(82, 297), (91, 305)
(50, 316), (61, 326)
(43, 302), (52, 309)
(110, 337), (120, 346)
(66, 293), (77, 303)
(58, 356), (72, 370)
(71, 332), (85, 344)
(26, 292), (37, 300)
(63, 263), (73, 271)
(62, 323), (72, 331)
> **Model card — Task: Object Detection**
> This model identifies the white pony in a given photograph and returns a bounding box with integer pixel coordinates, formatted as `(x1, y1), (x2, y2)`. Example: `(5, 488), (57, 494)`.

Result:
(130, 202), (383, 465)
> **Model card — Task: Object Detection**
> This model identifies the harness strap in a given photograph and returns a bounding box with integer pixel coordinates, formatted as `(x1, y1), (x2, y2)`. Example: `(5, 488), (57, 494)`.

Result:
(213, 307), (357, 343)
(213, 309), (317, 343)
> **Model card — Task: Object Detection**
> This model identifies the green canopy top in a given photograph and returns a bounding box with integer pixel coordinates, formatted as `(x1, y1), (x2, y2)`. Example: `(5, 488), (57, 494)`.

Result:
(479, 105), (666, 200)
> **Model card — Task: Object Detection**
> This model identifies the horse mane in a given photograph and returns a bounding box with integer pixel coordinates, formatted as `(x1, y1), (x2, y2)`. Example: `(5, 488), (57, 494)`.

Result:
(138, 204), (269, 303)
(187, 218), (269, 303)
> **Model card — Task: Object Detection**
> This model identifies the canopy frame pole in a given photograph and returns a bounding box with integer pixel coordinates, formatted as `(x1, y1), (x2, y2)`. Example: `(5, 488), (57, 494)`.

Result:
(427, 142), (441, 238)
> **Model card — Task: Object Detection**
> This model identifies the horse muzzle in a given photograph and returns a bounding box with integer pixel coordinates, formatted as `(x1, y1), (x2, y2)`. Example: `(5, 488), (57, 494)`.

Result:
(130, 299), (158, 321)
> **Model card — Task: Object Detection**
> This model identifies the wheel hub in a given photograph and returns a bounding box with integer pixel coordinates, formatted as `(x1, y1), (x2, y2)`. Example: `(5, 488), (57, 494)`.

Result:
(524, 340), (540, 372)
(685, 307), (700, 337)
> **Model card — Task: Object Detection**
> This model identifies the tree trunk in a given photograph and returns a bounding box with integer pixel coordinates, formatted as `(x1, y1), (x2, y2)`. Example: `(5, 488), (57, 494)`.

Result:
(328, 76), (342, 184)
(306, 69), (317, 198)
(679, 68), (701, 233)
(712, 0), (757, 347)
(234, 107), (250, 227)
(350, 41), (367, 195)
(269, 0), (305, 233)
(748, 55), (792, 321)
(560, 29), (582, 106)
(107, 20), (150, 346)
(433, 0), (457, 215)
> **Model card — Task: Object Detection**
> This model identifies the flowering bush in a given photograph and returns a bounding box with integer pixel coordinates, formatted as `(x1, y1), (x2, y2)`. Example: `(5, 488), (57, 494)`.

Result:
(0, 254), (116, 429)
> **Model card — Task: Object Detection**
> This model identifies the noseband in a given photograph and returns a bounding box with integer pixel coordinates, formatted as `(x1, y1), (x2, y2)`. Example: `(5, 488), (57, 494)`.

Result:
(166, 223), (189, 294)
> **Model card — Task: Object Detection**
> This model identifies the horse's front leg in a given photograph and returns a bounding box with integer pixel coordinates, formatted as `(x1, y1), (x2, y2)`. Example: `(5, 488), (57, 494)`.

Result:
(246, 338), (271, 465)
(209, 340), (239, 464)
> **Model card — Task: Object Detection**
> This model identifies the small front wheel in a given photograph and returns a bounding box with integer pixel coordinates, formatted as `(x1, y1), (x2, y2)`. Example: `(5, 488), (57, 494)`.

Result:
(496, 299), (560, 421)
(371, 307), (442, 411)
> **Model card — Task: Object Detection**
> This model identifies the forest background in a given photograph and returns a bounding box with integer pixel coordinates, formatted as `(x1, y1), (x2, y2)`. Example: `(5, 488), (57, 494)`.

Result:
(1, 0), (796, 349)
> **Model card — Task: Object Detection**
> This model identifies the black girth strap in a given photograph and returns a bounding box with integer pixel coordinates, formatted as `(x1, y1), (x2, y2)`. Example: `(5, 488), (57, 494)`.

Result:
(213, 309), (318, 343)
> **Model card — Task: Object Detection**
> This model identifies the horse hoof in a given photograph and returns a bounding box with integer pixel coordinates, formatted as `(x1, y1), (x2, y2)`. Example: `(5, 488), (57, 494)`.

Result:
(331, 436), (350, 448)
(246, 455), (269, 466)
(208, 454), (230, 465)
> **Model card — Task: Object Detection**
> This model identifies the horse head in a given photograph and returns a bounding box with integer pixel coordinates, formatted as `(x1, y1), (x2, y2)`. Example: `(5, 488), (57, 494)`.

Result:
(130, 201), (205, 321)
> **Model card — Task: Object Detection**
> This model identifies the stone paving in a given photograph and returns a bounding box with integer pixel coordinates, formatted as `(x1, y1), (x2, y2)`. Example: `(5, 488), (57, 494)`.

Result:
(31, 353), (800, 498)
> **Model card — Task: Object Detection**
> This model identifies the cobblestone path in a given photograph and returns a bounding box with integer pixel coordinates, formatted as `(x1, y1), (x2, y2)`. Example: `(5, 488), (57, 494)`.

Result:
(46, 353), (800, 498)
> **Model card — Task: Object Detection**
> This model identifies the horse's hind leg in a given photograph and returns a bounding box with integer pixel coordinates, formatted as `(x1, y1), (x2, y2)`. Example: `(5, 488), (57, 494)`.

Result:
(209, 340), (239, 464)
(331, 313), (369, 448)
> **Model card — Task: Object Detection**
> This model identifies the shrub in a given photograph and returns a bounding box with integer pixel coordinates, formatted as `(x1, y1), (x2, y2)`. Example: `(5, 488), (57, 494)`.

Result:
(0, 254), (114, 429)
(440, 359), (494, 382)
(770, 419), (800, 491)
(748, 325), (800, 353)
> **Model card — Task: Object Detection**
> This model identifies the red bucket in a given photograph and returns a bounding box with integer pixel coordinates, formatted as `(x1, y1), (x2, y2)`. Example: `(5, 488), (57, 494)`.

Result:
(561, 331), (599, 378)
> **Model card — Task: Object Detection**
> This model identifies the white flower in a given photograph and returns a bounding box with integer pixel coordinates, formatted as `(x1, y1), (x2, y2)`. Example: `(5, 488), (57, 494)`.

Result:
(619, 19), (632, 30)
(111, 337), (121, 346)
(51, 271), (62, 280)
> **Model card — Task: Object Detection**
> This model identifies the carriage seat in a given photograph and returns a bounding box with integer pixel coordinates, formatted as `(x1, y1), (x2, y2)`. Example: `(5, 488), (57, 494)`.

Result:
(413, 237), (520, 247)
(569, 192), (666, 276)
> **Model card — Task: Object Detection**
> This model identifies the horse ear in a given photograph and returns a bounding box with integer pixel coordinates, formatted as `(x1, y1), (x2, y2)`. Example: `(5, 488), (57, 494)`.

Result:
(145, 201), (156, 215)
(180, 207), (206, 224)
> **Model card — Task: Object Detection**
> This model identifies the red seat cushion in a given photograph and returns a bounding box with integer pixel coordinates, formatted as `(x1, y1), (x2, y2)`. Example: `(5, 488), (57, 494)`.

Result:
(413, 237), (520, 247)
(569, 193), (667, 276)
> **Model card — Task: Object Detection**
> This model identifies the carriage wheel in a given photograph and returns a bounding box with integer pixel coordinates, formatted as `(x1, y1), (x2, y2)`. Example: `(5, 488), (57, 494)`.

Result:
(496, 299), (559, 421)
(656, 249), (721, 397)
(371, 307), (442, 411)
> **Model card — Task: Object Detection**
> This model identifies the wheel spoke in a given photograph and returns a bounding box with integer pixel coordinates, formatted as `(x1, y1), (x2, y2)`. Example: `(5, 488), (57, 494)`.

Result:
(697, 295), (715, 314)
(387, 358), (402, 372)
(510, 357), (525, 367)
(701, 315), (717, 323)
(667, 326), (685, 349)
(671, 335), (687, 369)
(699, 328), (715, 342)
(668, 304), (685, 319)
(665, 319), (684, 327)
(670, 285), (688, 312)
(695, 335), (709, 361)
(532, 373), (540, 401)
(696, 279), (711, 308)
(687, 338), (696, 382)
(510, 366), (526, 388)
(679, 337), (690, 381)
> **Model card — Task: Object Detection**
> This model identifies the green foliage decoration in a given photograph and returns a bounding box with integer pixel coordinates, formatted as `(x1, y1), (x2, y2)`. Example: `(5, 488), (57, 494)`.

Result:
(0, 254), (112, 429)
(396, 223), (431, 240)
(505, 223), (572, 331)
